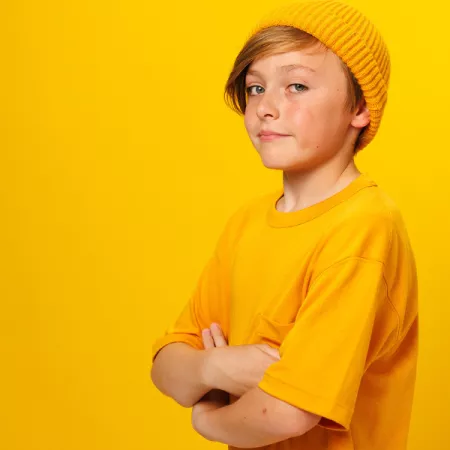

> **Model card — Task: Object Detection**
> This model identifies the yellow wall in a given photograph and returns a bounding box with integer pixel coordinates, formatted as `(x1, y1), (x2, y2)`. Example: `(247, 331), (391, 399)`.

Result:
(1, 1), (447, 449)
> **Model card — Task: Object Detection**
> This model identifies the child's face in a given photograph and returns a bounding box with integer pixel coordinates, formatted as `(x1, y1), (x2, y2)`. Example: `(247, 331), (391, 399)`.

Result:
(244, 48), (368, 171)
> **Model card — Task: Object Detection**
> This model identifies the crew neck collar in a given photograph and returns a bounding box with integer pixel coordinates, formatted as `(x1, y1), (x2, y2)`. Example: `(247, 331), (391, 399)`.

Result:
(267, 172), (377, 228)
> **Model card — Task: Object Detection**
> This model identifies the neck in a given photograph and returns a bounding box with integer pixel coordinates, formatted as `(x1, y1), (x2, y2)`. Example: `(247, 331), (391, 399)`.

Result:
(278, 157), (361, 213)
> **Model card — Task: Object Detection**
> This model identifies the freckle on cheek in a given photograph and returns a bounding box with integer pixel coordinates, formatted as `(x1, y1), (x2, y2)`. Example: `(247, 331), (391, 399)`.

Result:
(262, 408), (267, 414)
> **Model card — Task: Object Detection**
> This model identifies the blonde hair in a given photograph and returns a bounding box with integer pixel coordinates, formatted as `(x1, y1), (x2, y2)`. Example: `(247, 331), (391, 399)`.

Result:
(224, 26), (366, 151)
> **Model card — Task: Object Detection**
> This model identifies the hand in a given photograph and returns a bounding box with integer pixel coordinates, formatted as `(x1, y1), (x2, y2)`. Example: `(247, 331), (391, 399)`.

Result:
(192, 325), (230, 428)
(192, 324), (230, 418)
(202, 323), (280, 397)
(202, 322), (228, 350)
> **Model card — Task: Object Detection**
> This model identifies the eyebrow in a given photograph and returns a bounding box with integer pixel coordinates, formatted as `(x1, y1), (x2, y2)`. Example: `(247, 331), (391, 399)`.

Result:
(247, 64), (316, 76)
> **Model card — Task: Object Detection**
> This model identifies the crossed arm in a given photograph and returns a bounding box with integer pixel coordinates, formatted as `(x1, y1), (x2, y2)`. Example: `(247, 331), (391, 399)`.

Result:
(151, 324), (320, 448)
(151, 247), (388, 446)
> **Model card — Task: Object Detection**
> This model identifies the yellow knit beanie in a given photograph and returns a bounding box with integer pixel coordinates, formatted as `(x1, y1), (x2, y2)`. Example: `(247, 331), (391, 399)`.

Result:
(246, 0), (391, 151)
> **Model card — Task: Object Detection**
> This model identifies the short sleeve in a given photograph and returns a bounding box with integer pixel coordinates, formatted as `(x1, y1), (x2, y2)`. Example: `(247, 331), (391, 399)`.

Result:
(151, 250), (229, 361)
(151, 208), (242, 362)
(258, 257), (398, 430)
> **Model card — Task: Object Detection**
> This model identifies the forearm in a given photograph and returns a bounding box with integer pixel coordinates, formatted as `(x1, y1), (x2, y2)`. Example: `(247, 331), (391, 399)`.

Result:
(151, 342), (212, 407)
(192, 387), (319, 448)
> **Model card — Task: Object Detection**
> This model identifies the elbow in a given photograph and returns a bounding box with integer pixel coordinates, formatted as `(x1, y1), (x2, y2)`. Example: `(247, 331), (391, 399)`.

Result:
(150, 365), (195, 409)
(260, 396), (321, 442)
(279, 409), (321, 439)
(174, 395), (196, 408)
(150, 362), (162, 392)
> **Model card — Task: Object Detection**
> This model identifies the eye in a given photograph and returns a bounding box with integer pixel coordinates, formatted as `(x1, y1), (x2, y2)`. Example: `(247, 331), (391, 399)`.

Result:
(246, 85), (264, 96)
(289, 83), (307, 93)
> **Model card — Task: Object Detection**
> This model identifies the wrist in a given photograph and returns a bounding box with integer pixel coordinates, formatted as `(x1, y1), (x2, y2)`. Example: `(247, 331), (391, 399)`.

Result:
(201, 347), (221, 390)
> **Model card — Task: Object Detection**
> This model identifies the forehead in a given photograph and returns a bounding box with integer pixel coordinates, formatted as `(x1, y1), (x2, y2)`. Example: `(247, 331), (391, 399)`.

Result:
(246, 49), (341, 77)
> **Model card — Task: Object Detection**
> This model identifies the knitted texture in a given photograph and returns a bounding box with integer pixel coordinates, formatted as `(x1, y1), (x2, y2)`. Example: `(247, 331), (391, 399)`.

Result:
(246, 0), (390, 151)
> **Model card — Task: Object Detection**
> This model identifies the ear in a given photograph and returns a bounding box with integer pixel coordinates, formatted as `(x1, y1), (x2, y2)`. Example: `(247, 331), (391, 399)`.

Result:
(350, 99), (370, 130)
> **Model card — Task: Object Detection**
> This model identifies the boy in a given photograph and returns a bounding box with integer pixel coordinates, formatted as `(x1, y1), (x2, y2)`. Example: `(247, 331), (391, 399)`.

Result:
(151, 1), (418, 449)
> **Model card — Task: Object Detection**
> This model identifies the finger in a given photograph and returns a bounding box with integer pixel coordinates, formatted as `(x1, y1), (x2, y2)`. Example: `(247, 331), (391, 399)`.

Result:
(210, 323), (228, 347)
(202, 328), (215, 349)
(258, 344), (281, 359)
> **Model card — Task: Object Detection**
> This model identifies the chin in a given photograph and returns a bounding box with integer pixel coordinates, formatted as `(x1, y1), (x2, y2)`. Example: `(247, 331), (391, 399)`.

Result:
(261, 163), (284, 170)
(259, 156), (298, 171)
(257, 148), (299, 168)
(259, 145), (330, 172)
(256, 142), (307, 169)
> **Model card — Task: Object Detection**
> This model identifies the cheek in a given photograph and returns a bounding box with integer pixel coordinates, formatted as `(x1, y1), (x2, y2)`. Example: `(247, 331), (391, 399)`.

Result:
(288, 98), (344, 134)
(286, 103), (315, 130)
(243, 112), (250, 129)
(244, 108), (256, 132)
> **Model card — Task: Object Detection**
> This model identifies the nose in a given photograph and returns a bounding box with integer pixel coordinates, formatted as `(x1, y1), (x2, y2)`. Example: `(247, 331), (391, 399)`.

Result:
(255, 90), (280, 120)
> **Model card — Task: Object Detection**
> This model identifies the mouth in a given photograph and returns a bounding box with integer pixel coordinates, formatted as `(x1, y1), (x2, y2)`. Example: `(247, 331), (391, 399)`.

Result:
(258, 133), (290, 142)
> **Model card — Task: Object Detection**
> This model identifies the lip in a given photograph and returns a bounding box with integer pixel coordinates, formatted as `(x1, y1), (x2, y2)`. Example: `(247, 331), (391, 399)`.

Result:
(259, 130), (288, 136)
(259, 132), (289, 142)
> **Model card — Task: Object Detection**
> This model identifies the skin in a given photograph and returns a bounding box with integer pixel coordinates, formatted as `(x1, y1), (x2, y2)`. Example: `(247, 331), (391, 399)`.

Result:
(151, 335), (282, 407)
(191, 325), (320, 448)
(155, 48), (372, 447)
(188, 48), (370, 446)
(243, 46), (370, 213)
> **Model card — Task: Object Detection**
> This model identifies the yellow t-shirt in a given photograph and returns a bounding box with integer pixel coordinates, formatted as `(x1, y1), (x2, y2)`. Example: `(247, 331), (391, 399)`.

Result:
(152, 173), (419, 450)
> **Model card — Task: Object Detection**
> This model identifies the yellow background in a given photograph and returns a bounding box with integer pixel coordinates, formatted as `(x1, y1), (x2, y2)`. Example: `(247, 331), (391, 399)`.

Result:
(1, 0), (447, 449)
